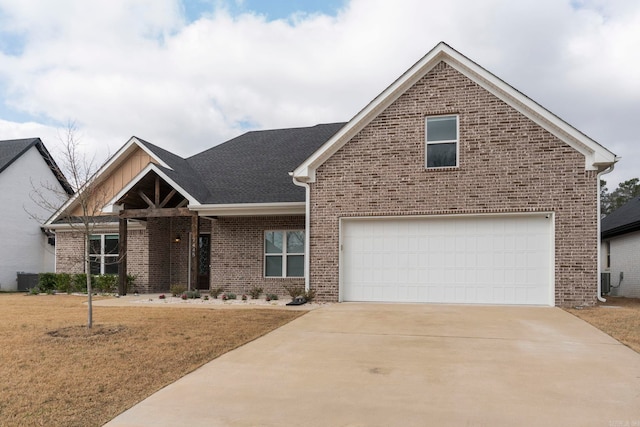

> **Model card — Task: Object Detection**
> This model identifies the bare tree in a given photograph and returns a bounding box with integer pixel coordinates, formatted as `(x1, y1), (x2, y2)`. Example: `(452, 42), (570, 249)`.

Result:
(29, 122), (110, 329)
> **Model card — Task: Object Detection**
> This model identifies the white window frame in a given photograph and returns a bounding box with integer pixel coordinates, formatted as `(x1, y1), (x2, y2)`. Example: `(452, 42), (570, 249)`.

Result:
(425, 114), (459, 169)
(264, 230), (305, 278)
(89, 234), (119, 275)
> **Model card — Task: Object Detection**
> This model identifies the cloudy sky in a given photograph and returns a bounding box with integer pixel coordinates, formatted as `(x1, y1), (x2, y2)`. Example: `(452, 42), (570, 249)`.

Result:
(0, 0), (637, 188)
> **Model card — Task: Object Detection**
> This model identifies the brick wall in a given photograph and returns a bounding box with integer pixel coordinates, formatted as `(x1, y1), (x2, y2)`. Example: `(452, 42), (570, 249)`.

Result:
(55, 231), (86, 273)
(309, 61), (598, 307)
(55, 226), (151, 292)
(211, 216), (305, 296)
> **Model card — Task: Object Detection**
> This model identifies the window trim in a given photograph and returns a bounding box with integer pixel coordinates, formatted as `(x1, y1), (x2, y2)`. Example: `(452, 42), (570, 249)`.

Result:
(89, 234), (119, 275)
(264, 230), (305, 278)
(425, 114), (459, 169)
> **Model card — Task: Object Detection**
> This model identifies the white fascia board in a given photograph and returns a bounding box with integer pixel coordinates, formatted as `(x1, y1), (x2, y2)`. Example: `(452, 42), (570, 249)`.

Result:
(193, 202), (305, 216)
(47, 220), (147, 232)
(441, 55), (617, 170)
(46, 136), (175, 225)
(294, 42), (617, 180)
(294, 44), (449, 182)
(104, 163), (199, 210)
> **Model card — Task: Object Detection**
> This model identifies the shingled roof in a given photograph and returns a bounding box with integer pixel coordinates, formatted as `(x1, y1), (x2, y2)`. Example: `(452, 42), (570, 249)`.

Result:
(602, 196), (640, 238)
(184, 123), (346, 204)
(0, 138), (73, 195)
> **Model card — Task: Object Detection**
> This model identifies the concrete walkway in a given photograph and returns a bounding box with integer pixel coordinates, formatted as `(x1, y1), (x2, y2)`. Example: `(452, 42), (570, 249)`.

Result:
(105, 303), (640, 427)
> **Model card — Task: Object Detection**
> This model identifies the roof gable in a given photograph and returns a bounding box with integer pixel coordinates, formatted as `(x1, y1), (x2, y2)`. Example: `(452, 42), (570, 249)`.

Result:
(0, 138), (73, 194)
(293, 42), (618, 182)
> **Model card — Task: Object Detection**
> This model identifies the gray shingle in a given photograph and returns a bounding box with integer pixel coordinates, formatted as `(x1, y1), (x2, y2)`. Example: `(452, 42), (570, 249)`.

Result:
(187, 123), (346, 204)
(602, 196), (640, 238)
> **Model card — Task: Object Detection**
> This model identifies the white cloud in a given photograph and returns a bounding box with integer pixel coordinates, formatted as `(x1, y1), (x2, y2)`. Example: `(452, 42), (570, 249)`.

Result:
(0, 0), (638, 187)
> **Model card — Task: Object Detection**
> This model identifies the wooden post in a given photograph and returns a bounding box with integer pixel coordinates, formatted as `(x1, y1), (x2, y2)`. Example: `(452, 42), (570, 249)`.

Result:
(118, 217), (128, 295)
(190, 214), (199, 291)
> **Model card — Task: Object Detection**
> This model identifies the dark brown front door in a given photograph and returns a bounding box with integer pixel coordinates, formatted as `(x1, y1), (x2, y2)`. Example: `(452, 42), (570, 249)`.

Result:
(197, 234), (210, 290)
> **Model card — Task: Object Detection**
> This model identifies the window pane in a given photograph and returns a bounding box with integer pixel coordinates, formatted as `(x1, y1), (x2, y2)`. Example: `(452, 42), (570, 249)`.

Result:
(104, 235), (119, 255)
(427, 143), (457, 167)
(89, 236), (101, 255)
(89, 257), (101, 275)
(265, 231), (283, 254)
(104, 258), (119, 275)
(427, 116), (457, 141)
(286, 255), (304, 277)
(265, 256), (283, 277)
(286, 231), (305, 254)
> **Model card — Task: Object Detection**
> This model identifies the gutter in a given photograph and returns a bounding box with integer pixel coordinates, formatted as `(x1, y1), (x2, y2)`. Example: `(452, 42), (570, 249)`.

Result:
(597, 161), (618, 303)
(291, 172), (310, 292)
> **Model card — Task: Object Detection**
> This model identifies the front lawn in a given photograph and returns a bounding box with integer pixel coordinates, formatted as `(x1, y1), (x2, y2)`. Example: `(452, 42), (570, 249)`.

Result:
(565, 296), (640, 353)
(0, 294), (304, 426)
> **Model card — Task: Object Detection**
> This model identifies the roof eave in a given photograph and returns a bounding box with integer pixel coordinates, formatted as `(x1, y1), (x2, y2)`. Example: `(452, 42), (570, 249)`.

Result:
(192, 202), (305, 217)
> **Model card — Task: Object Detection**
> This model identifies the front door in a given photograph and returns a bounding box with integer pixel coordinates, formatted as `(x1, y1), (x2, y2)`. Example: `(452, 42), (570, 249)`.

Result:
(197, 234), (210, 290)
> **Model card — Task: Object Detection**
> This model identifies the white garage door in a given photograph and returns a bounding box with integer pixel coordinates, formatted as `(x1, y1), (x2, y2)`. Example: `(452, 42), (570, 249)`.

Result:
(341, 215), (553, 305)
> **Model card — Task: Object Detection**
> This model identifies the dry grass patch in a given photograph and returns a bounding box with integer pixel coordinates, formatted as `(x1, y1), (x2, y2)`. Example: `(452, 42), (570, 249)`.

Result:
(565, 296), (640, 353)
(0, 294), (304, 426)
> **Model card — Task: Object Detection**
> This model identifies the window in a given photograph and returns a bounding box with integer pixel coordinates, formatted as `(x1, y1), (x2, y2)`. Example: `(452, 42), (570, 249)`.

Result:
(426, 115), (458, 168)
(89, 234), (119, 275)
(265, 231), (304, 277)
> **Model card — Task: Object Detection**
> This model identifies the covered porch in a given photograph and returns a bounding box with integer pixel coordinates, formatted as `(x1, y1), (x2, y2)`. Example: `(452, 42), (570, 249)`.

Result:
(115, 171), (211, 294)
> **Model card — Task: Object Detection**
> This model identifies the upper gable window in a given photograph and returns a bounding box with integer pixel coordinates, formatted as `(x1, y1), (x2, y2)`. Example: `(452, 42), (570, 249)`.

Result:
(425, 115), (458, 168)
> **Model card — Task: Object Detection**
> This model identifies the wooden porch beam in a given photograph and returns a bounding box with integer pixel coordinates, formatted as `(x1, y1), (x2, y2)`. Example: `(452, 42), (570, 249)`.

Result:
(155, 176), (160, 207)
(159, 189), (177, 208)
(138, 190), (156, 208)
(119, 207), (191, 218)
(118, 218), (128, 295)
(190, 214), (199, 291)
(177, 198), (189, 208)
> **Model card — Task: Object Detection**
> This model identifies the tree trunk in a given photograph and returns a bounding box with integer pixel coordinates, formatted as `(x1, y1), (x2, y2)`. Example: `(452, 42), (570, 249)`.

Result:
(85, 234), (93, 329)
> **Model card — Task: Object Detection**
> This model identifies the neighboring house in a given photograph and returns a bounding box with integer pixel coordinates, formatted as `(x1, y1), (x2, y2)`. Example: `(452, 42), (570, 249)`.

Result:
(0, 138), (73, 291)
(46, 42), (617, 307)
(601, 196), (640, 298)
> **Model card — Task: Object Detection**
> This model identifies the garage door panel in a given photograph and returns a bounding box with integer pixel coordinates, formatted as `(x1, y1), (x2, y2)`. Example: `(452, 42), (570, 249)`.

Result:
(342, 215), (552, 305)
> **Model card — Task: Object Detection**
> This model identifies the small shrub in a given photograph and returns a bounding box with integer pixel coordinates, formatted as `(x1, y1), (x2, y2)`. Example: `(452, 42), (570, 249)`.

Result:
(248, 286), (263, 299)
(242, 294), (247, 301)
(55, 273), (72, 294)
(226, 292), (237, 300)
(265, 293), (278, 301)
(94, 275), (118, 294)
(159, 294), (166, 299)
(203, 295), (209, 301)
(181, 294), (187, 300)
(170, 284), (187, 297)
(38, 273), (57, 293)
(71, 274), (88, 293)
(28, 287), (40, 295)
(185, 290), (200, 299)
(303, 289), (317, 303)
(211, 287), (224, 299)
(127, 274), (137, 294)
(283, 284), (305, 299)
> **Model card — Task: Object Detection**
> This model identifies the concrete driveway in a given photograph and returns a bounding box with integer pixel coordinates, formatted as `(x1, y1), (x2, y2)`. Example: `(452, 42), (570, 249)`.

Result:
(105, 303), (640, 427)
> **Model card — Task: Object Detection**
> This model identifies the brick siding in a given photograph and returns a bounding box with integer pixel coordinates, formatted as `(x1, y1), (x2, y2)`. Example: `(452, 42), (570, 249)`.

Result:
(210, 216), (305, 296)
(309, 61), (598, 307)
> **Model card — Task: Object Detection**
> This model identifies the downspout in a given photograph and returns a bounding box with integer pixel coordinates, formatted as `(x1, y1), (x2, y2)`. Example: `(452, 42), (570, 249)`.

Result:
(291, 173), (310, 292)
(597, 162), (616, 303)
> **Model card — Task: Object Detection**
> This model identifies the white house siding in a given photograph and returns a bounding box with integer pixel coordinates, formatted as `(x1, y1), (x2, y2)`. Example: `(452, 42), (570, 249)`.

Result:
(604, 230), (640, 298)
(0, 146), (64, 291)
